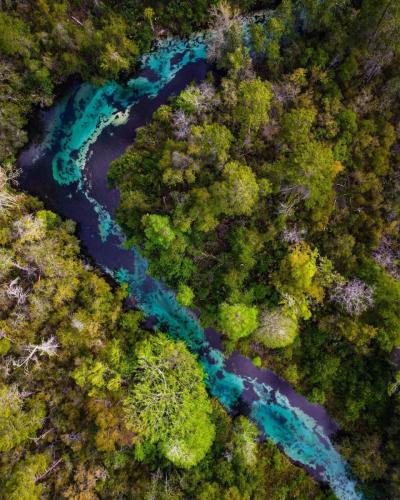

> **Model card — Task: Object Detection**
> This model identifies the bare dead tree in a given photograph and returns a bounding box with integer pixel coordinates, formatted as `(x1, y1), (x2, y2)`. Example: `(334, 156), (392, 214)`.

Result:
(198, 82), (220, 110)
(372, 234), (400, 280)
(13, 214), (45, 241)
(350, 87), (374, 116)
(282, 226), (306, 245)
(0, 168), (19, 214)
(35, 458), (63, 484)
(261, 119), (280, 141)
(207, 1), (239, 62)
(272, 81), (301, 106)
(13, 260), (37, 277)
(147, 468), (163, 500)
(6, 277), (28, 305)
(30, 428), (54, 445)
(71, 317), (85, 331)
(278, 185), (310, 216)
(171, 151), (190, 170)
(362, 49), (394, 83)
(330, 278), (374, 316)
(70, 15), (84, 27)
(16, 336), (59, 370)
(172, 110), (193, 140)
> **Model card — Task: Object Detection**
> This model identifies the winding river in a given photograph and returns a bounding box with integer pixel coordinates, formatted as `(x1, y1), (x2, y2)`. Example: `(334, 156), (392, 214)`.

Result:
(18, 34), (362, 500)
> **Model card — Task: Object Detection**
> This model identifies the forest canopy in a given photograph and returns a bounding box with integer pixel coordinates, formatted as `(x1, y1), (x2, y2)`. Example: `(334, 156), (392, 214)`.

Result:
(109, 0), (400, 497)
(0, 164), (320, 499)
(1, 0), (400, 498)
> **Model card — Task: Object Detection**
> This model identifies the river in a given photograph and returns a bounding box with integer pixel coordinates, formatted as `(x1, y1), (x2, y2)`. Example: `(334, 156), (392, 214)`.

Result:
(18, 34), (362, 500)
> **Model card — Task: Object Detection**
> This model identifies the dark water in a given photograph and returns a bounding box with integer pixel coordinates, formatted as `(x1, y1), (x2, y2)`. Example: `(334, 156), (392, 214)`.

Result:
(18, 35), (361, 499)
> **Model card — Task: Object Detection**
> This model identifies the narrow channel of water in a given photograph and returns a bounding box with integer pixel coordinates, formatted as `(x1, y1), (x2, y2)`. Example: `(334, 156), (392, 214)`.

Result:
(18, 34), (362, 500)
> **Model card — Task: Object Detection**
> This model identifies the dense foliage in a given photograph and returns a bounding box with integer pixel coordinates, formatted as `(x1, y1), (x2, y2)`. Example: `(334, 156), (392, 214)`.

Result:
(110, 1), (400, 497)
(0, 166), (323, 498)
(0, 0), (262, 162)
(1, 0), (400, 498)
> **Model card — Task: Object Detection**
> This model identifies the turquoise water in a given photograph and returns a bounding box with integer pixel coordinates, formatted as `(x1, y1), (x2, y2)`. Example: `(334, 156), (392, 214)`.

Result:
(49, 36), (206, 190)
(23, 34), (362, 500)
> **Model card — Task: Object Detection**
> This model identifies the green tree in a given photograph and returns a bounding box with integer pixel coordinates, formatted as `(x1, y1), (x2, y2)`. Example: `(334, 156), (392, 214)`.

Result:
(0, 386), (45, 452)
(281, 107), (317, 147)
(319, 315), (377, 355)
(98, 16), (139, 79)
(359, 259), (400, 350)
(176, 283), (194, 306)
(301, 0), (352, 33)
(189, 122), (233, 166)
(340, 434), (387, 482)
(265, 17), (285, 75)
(233, 79), (272, 138)
(227, 45), (253, 80)
(231, 416), (259, 467)
(283, 141), (342, 224)
(215, 161), (259, 216)
(250, 22), (266, 56)
(2, 453), (48, 500)
(255, 308), (299, 348)
(360, 0), (400, 55)
(142, 214), (176, 249)
(219, 303), (259, 341)
(274, 243), (322, 320)
(0, 12), (31, 58)
(124, 333), (215, 468)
